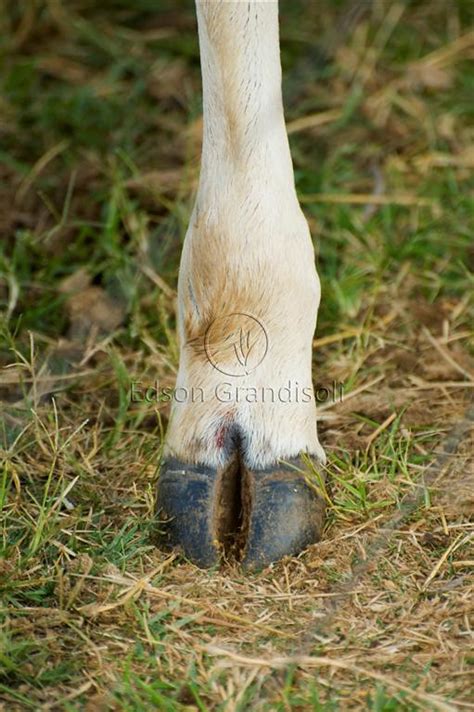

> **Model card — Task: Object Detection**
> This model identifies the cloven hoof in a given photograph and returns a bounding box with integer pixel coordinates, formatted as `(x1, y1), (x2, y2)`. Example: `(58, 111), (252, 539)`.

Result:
(155, 456), (325, 570)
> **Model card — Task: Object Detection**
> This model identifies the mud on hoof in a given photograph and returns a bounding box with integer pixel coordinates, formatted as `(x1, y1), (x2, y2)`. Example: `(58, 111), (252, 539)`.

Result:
(156, 456), (325, 570)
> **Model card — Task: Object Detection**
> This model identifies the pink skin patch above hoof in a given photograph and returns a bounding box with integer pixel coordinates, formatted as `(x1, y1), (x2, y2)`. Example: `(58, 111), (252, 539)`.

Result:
(215, 425), (227, 449)
(215, 412), (235, 449)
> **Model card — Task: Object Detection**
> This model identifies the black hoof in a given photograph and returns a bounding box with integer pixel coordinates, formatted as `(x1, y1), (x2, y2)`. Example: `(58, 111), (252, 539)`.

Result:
(156, 456), (325, 569)
(156, 456), (240, 568)
(241, 465), (326, 571)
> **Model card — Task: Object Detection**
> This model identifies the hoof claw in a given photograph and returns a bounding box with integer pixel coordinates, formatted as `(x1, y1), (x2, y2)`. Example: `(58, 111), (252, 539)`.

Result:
(156, 457), (325, 569)
(155, 461), (221, 568)
(241, 469), (325, 571)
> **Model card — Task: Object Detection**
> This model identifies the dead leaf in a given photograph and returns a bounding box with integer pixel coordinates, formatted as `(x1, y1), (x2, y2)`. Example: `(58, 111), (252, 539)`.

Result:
(59, 267), (91, 295)
(60, 269), (124, 339)
(407, 64), (454, 91)
(147, 59), (188, 101)
(66, 286), (124, 339)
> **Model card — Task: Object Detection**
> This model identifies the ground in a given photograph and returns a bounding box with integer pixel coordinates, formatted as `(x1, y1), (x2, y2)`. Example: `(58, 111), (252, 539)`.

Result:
(1, 1), (473, 710)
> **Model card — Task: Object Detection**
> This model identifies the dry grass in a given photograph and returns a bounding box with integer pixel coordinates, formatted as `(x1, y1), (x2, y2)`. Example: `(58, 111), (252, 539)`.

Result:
(1, 1), (473, 709)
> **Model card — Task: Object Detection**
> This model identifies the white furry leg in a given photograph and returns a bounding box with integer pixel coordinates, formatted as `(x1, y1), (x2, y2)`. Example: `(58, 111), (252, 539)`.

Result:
(164, 201), (325, 471)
